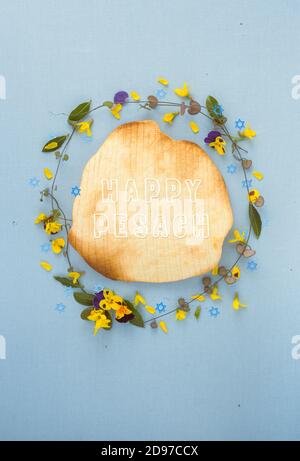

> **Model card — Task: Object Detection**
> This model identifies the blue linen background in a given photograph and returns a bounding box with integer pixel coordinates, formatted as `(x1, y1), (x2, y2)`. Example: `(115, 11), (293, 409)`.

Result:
(0, 0), (300, 441)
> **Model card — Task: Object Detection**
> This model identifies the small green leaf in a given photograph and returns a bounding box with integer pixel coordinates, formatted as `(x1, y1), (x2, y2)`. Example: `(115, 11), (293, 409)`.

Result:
(68, 100), (91, 123)
(81, 307), (93, 320)
(125, 300), (144, 328)
(206, 96), (219, 117)
(73, 291), (94, 306)
(53, 276), (76, 287)
(102, 101), (113, 108)
(194, 306), (201, 320)
(42, 136), (68, 152)
(249, 203), (262, 239)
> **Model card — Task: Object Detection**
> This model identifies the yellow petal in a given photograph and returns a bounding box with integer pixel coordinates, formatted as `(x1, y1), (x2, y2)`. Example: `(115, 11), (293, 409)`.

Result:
(189, 121), (199, 133)
(159, 321), (168, 333)
(40, 261), (52, 271)
(110, 104), (122, 119)
(34, 213), (47, 224)
(134, 291), (146, 306)
(252, 171), (264, 181)
(191, 294), (206, 302)
(232, 265), (241, 279)
(211, 265), (218, 276)
(163, 112), (179, 124)
(174, 82), (189, 97)
(241, 123), (256, 139)
(44, 167), (53, 180)
(145, 305), (156, 315)
(176, 309), (187, 320)
(248, 189), (260, 203)
(130, 91), (140, 101)
(210, 285), (222, 301)
(157, 77), (169, 86)
(51, 237), (65, 254)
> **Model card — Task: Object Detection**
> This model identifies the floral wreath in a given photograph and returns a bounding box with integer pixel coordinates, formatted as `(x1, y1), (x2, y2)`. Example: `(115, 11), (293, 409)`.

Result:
(35, 79), (264, 336)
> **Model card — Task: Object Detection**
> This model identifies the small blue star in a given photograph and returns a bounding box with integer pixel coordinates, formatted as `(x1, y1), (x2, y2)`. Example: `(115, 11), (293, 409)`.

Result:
(209, 306), (220, 318)
(156, 302), (167, 313)
(235, 119), (245, 130)
(156, 88), (167, 100)
(71, 186), (81, 197)
(40, 242), (51, 252)
(242, 179), (252, 188)
(213, 104), (224, 116)
(94, 284), (103, 293)
(29, 177), (40, 187)
(247, 260), (257, 271)
(55, 302), (66, 313)
(64, 286), (73, 296)
(227, 164), (237, 174)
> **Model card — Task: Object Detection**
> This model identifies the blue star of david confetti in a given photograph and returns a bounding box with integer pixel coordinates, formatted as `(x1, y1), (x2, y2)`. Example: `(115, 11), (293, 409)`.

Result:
(209, 306), (220, 317)
(71, 186), (81, 197)
(227, 164), (237, 174)
(156, 88), (167, 99)
(29, 177), (40, 187)
(64, 286), (73, 296)
(247, 260), (257, 271)
(94, 284), (103, 293)
(55, 303), (66, 313)
(235, 119), (245, 129)
(156, 302), (167, 313)
(213, 104), (224, 116)
(40, 242), (51, 252)
(242, 179), (252, 188)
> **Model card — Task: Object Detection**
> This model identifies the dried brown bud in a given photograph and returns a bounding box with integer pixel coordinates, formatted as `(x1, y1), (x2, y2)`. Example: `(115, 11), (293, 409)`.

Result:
(150, 320), (158, 329)
(204, 286), (213, 294)
(188, 100), (201, 115)
(242, 159), (252, 170)
(255, 195), (264, 207)
(178, 297), (186, 306)
(147, 95), (158, 108)
(218, 266), (228, 276)
(202, 276), (211, 287)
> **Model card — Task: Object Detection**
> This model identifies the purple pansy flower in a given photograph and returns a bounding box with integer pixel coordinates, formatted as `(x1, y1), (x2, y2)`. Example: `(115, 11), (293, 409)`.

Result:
(93, 290), (105, 309)
(204, 130), (222, 144)
(113, 91), (129, 104)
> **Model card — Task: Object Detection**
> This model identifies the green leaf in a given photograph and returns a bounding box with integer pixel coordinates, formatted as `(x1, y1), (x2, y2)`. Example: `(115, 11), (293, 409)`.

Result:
(194, 306), (201, 320)
(42, 136), (68, 152)
(73, 291), (94, 306)
(80, 307), (93, 320)
(125, 300), (144, 328)
(102, 101), (114, 109)
(54, 276), (75, 287)
(68, 100), (91, 123)
(249, 203), (262, 239)
(206, 95), (219, 118)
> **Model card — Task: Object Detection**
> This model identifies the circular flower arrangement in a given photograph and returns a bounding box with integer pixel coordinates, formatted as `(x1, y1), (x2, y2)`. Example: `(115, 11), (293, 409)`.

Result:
(35, 79), (264, 336)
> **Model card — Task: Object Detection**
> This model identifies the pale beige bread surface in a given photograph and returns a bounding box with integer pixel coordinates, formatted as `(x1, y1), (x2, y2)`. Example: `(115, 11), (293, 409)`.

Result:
(69, 120), (233, 283)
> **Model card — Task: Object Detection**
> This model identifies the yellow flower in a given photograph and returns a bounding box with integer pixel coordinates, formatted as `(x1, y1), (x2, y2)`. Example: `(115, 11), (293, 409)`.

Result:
(115, 304), (132, 320)
(44, 168), (53, 180)
(145, 305), (156, 315)
(174, 82), (189, 97)
(210, 285), (222, 301)
(191, 294), (206, 302)
(163, 112), (179, 125)
(157, 77), (169, 86)
(110, 103), (122, 120)
(51, 237), (65, 254)
(189, 121), (199, 133)
(211, 265), (218, 276)
(209, 136), (226, 155)
(232, 292), (247, 310)
(231, 265), (241, 279)
(96, 289), (124, 311)
(76, 119), (93, 137)
(252, 171), (264, 181)
(68, 271), (81, 285)
(35, 213), (48, 224)
(134, 291), (146, 306)
(130, 91), (140, 101)
(40, 261), (52, 271)
(44, 141), (58, 151)
(44, 221), (62, 235)
(176, 309), (187, 320)
(241, 123), (256, 139)
(228, 229), (246, 244)
(248, 189), (260, 203)
(87, 309), (111, 335)
(159, 321), (168, 333)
